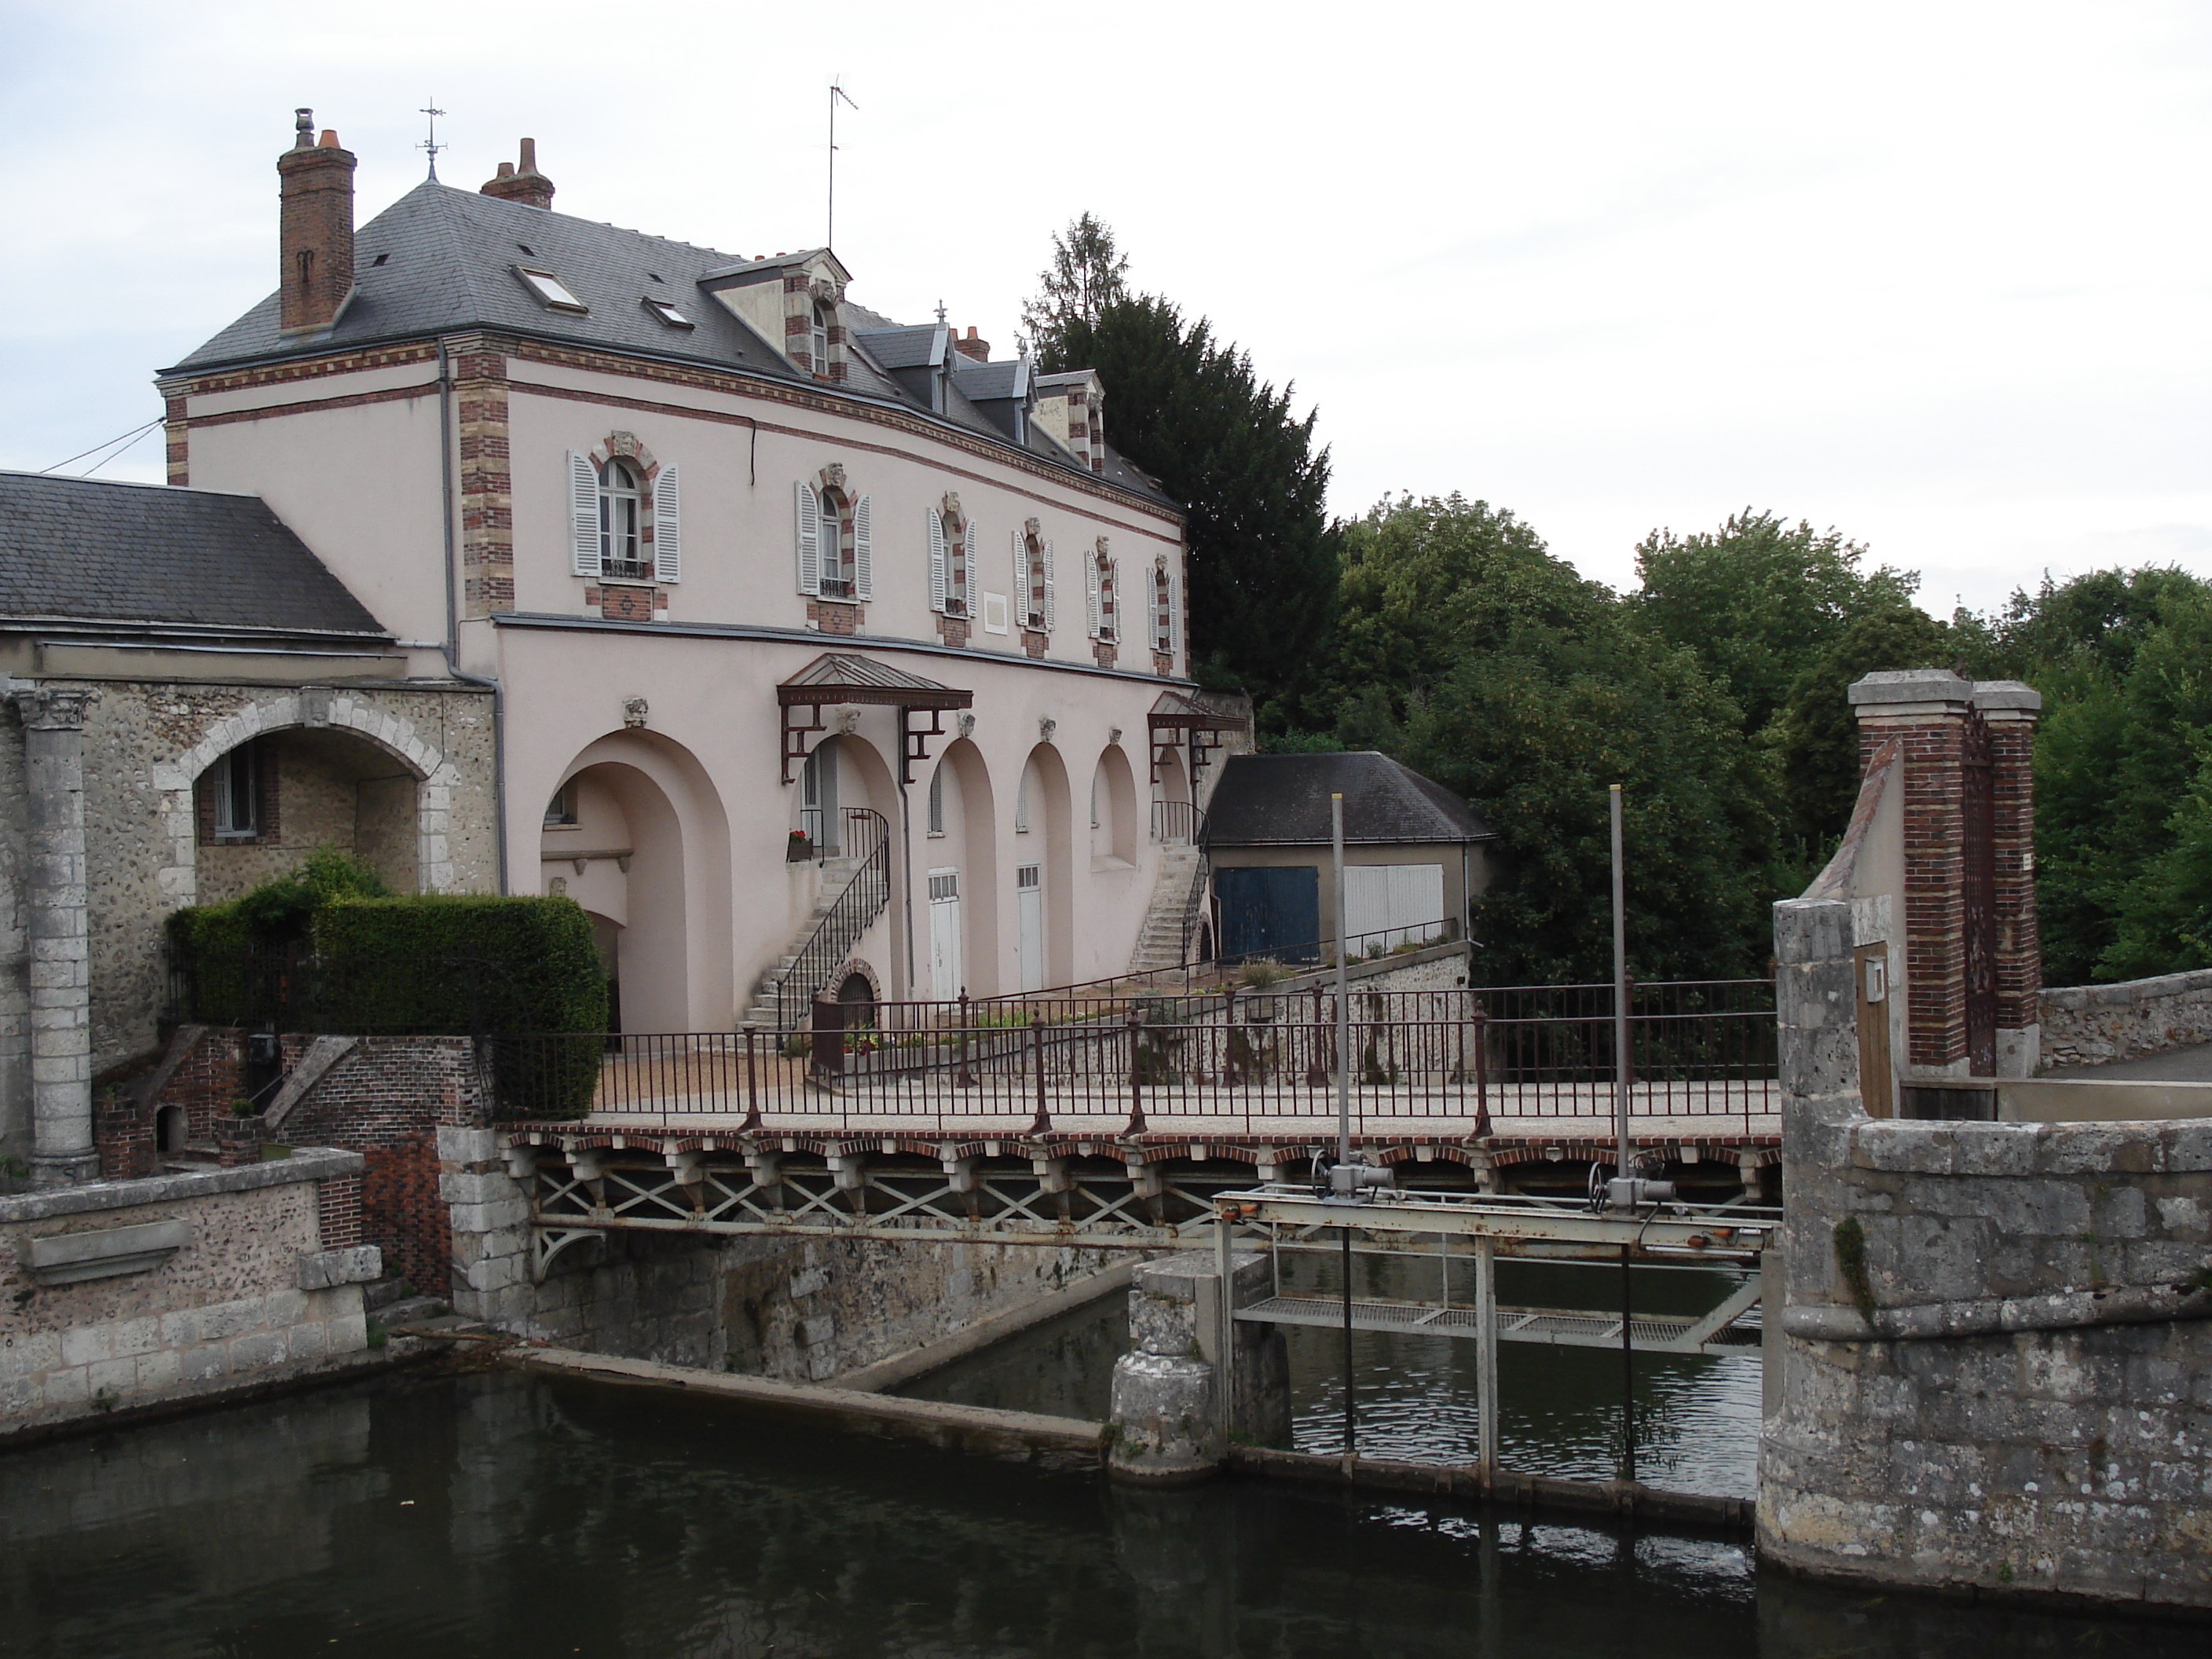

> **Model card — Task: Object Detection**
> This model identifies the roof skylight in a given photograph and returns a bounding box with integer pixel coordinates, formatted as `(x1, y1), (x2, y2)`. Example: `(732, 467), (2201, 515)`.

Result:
(515, 266), (587, 313)
(643, 298), (694, 328)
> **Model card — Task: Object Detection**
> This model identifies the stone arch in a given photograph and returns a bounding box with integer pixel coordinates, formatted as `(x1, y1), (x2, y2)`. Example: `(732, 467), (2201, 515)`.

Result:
(548, 728), (732, 1031)
(1020, 742), (1075, 987)
(936, 737), (999, 997)
(1091, 742), (1138, 866)
(149, 690), (460, 913)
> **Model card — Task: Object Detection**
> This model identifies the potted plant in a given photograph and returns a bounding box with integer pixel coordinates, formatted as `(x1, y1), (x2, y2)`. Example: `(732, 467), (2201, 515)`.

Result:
(786, 830), (813, 863)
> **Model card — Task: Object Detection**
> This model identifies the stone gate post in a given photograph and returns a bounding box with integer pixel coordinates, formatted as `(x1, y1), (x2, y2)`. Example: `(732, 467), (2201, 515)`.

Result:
(1972, 680), (2042, 1075)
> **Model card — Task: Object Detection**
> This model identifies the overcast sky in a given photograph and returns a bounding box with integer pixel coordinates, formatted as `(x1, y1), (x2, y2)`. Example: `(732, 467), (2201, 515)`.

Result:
(5, 1), (2207, 614)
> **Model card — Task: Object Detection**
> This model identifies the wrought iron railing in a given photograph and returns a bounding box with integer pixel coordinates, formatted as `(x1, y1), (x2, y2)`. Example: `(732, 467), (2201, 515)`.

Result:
(1150, 799), (1203, 844)
(489, 980), (1778, 1134)
(773, 808), (891, 1031)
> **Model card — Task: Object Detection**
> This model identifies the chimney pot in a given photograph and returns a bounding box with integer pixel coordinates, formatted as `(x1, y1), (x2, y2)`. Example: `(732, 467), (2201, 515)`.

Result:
(480, 138), (555, 211)
(953, 326), (991, 363)
(277, 115), (357, 333)
(293, 108), (314, 148)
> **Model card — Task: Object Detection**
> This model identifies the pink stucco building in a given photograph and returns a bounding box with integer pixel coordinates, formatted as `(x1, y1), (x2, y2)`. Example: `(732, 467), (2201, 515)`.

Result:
(157, 113), (1214, 1032)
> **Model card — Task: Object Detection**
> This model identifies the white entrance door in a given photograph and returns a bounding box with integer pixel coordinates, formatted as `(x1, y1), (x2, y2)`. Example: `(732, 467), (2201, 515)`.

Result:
(928, 868), (962, 1001)
(1016, 863), (1043, 992)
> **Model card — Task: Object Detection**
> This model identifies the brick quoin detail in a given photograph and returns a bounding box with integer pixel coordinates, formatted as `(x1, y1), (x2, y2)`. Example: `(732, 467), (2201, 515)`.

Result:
(1152, 650), (1174, 678)
(1093, 639), (1119, 670)
(1020, 628), (1049, 661)
(456, 352), (513, 618)
(1986, 719), (2041, 1029)
(164, 393), (189, 485)
(1859, 716), (1968, 1069)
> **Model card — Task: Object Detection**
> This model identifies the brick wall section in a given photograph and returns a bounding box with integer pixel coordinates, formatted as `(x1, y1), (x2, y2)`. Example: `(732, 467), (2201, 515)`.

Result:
(317, 1173), (363, 1247)
(1984, 709), (2041, 1032)
(589, 584), (665, 622)
(1859, 713), (1968, 1068)
(149, 1029), (249, 1146)
(93, 1090), (154, 1181)
(936, 613), (970, 648)
(807, 599), (862, 636)
(270, 1035), (485, 1295)
(163, 393), (189, 486)
(456, 350), (513, 617)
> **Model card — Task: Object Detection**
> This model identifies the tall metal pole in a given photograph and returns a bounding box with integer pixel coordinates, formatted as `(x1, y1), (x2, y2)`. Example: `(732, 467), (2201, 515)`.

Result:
(1333, 793), (1350, 1166)
(1474, 1235), (1499, 1480)
(1610, 782), (1628, 1181)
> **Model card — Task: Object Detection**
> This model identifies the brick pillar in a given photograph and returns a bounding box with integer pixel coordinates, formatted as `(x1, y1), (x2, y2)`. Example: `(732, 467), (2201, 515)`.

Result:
(1973, 680), (2042, 1077)
(8, 685), (98, 1183)
(1848, 670), (1973, 1076)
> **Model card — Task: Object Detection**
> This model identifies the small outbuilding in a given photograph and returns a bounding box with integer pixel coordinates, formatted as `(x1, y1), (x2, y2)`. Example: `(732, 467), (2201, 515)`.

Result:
(1199, 751), (1496, 962)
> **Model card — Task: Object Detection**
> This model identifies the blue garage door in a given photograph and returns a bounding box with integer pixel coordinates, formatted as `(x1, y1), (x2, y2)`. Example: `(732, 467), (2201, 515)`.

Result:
(1215, 865), (1321, 963)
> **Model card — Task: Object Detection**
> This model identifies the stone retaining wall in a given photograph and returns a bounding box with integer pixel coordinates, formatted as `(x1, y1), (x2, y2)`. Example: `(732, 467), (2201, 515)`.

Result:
(0, 1149), (379, 1434)
(2040, 969), (2212, 1070)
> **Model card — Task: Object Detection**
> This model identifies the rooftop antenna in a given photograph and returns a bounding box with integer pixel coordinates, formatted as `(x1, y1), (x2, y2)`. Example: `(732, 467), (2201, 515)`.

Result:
(418, 99), (447, 180)
(826, 77), (859, 248)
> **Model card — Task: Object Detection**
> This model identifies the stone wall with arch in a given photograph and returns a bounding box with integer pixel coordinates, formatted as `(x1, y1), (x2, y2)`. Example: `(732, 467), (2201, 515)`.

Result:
(23, 678), (500, 1084)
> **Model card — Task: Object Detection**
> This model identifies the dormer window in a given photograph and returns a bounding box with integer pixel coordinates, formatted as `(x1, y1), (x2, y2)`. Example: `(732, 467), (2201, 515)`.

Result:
(643, 298), (694, 328)
(599, 458), (647, 579)
(811, 301), (832, 377)
(517, 266), (587, 313)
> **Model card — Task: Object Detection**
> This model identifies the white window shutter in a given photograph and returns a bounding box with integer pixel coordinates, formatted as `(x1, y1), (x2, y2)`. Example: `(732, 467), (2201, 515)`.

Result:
(1042, 539), (1057, 633)
(852, 493), (873, 601)
(795, 481), (821, 595)
(1085, 551), (1101, 639)
(1011, 529), (1024, 600)
(928, 510), (947, 613)
(651, 462), (681, 583)
(962, 520), (979, 610)
(1105, 558), (1119, 639)
(1166, 573), (1179, 657)
(568, 451), (601, 577)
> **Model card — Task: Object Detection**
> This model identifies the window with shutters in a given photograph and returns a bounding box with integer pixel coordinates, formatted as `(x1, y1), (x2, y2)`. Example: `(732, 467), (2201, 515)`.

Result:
(567, 438), (679, 585)
(798, 466), (870, 601)
(931, 496), (975, 618)
(1018, 519), (1054, 632)
(1086, 540), (1119, 643)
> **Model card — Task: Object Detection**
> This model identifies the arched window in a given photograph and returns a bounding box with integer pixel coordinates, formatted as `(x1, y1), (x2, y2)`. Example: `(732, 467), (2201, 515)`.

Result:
(801, 474), (872, 600)
(600, 458), (646, 578)
(1017, 520), (1055, 632)
(1087, 540), (1119, 643)
(931, 499), (975, 618)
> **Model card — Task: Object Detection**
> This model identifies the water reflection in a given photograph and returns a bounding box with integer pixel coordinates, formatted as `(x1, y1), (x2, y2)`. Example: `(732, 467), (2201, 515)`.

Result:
(0, 1372), (2196, 1657)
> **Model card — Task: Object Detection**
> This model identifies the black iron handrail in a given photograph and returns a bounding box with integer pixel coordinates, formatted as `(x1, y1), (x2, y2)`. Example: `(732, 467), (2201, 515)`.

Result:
(775, 808), (891, 1030)
(1150, 799), (1205, 844)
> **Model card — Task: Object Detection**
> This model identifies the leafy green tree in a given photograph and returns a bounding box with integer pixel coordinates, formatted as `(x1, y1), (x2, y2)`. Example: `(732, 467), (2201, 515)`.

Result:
(1634, 511), (1920, 738)
(2103, 746), (2212, 979)
(1040, 295), (1333, 710)
(1769, 606), (1956, 857)
(1019, 213), (1130, 357)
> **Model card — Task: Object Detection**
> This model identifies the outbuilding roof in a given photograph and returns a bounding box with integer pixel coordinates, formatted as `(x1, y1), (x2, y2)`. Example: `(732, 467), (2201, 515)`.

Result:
(0, 471), (387, 639)
(1202, 752), (1493, 847)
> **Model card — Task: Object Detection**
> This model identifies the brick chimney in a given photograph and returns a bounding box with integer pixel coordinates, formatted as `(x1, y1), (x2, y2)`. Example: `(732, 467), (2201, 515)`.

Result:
(953, 326), (991, 363)
(276, 108), (356, 334)
(481, 137), (556, 211)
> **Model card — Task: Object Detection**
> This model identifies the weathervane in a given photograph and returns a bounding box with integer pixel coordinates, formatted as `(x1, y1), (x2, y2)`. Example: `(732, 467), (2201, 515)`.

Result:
(827, 78), (859, 248)
(419, 99), (446, 179)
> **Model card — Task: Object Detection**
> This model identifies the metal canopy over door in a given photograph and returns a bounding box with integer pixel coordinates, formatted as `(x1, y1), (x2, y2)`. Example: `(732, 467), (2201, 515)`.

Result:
(1016, 864), (1043, 992)
(1215, 865), (1321, 962)
(927, 868), (962, 1002)
(1962, 712), (1997, 1075)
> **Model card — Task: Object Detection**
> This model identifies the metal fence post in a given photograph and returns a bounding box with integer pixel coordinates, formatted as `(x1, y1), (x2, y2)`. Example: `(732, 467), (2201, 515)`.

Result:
(742, 1025), (762, 1131)
(1470, 1000), (1492, 1138)
(1027, 1018), (1052, 1135)
(1125, 1005), (1148, 1136)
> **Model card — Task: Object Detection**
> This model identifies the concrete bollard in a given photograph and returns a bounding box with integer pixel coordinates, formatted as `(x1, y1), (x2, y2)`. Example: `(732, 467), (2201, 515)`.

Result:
(1107, 1248), (1288, 1483)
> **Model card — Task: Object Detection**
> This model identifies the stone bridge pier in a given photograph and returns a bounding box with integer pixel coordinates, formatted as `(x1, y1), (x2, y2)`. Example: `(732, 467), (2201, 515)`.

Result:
(1108, 1248), (1287, 1483)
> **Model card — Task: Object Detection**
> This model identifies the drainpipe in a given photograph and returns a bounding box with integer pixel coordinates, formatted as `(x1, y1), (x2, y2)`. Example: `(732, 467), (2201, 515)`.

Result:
(898, 771), (916, 998)
(438, 338), (509, 895)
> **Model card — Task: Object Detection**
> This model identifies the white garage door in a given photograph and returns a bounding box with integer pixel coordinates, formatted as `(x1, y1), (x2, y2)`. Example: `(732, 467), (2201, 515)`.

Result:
(1342, 863), (1446, 955)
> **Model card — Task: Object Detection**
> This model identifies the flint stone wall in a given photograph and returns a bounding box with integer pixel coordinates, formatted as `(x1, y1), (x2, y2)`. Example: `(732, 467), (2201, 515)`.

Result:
(0, 1149), (376, 1434)
(1767, 895), (2212, 1611)
(2040, 970), (2212, 1071)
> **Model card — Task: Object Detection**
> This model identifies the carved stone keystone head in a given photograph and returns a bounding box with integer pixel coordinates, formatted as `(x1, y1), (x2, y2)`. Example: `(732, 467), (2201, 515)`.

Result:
(622, 696), (649, 728)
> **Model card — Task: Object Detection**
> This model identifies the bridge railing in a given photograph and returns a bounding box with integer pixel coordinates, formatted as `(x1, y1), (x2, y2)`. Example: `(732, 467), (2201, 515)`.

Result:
(488, 980), (1776, 1133)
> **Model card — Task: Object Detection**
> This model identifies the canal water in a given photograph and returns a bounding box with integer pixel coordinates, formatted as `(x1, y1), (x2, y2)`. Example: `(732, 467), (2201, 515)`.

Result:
(2, 1368), (2198, 1657)
(901, 1250), (1762, 1496)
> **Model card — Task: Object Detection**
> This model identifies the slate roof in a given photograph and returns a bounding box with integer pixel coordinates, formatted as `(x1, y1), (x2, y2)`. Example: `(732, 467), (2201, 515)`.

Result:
(0, 472), (388, 639)
(1203, 753), (1494, 848)
(166, 181), (1177, 508)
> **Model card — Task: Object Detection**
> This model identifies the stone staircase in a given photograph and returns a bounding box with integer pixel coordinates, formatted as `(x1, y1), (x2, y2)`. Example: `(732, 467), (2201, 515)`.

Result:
(1128, 842), (1207, 973)
(740, 852), (876, 1030)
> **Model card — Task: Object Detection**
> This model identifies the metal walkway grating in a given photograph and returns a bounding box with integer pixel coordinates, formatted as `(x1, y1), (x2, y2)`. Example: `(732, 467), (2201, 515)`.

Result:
(1236, 1295), (1756, 1356)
